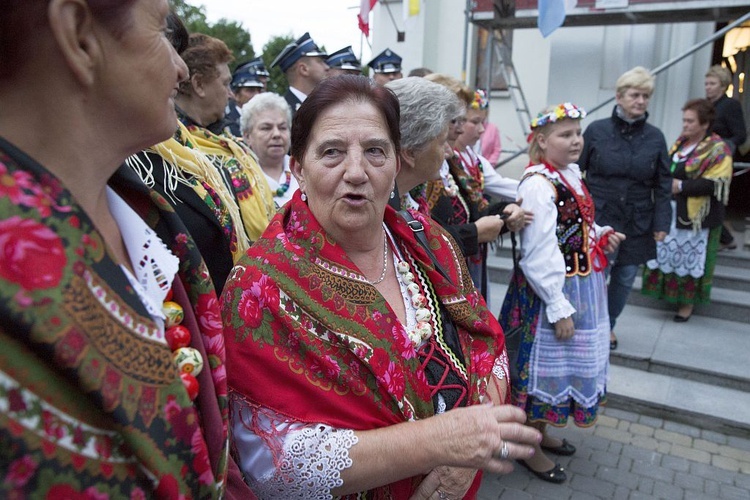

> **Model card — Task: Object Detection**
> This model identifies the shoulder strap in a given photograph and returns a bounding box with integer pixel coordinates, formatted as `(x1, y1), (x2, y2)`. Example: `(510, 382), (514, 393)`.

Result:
(398, 211), (455, 285)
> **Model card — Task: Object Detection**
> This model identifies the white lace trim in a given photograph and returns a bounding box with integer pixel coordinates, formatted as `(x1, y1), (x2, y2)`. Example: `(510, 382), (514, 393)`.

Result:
(249, 424), (357, 499)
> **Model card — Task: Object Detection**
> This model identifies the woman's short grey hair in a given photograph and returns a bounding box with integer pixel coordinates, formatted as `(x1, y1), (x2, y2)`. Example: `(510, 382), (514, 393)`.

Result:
(615, 66), (655, 97)
(386, 77), (462, 153)
(240, 92), (292, 135)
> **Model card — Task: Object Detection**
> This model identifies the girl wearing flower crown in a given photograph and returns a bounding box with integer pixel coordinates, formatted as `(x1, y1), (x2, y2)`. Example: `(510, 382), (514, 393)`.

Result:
(499, 103), (625, 483)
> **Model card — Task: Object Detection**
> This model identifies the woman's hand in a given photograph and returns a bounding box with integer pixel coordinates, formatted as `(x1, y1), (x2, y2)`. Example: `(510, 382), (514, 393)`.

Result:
(653, 231), (667, 242)
(475, 215), (504, 243)
(672, 178), (683, 195)
(502, 203), (529, 232)
(409, 466), (476, 500)
(433, 403), (540, 474)
(554, 316), (575, 340)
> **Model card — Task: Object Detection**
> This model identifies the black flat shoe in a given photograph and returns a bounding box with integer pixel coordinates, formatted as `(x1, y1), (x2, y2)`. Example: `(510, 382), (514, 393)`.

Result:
(610, 339), (618, 350)
(541, 438), (577, 456)
(518, 460), (567, 484)
(673, 314), (691, 323)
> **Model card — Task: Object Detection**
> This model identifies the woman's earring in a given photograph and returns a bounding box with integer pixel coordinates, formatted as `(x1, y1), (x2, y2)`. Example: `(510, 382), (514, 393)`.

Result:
(301, 192), (307, 202)
(390, 190), (395, 199)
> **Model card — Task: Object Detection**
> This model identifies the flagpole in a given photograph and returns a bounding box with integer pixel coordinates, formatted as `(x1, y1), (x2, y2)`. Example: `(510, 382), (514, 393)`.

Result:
(461, 0), (471, 83)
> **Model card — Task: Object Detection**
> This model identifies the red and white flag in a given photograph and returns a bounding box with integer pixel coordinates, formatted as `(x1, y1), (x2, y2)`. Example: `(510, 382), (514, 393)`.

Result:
(358, 0), (378, 36)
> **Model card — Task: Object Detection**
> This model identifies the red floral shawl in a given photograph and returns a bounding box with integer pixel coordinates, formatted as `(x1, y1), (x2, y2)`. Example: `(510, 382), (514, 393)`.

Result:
(221, 191), (505, 497)
(0, 138), (250, 498)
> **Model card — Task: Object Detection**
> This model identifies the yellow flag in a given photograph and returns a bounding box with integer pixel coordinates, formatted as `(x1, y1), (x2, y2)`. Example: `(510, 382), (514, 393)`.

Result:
(404, 0), (419, 18)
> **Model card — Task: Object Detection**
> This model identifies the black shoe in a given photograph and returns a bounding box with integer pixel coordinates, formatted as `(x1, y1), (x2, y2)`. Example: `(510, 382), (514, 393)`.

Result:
(673, 314), (691, 323)
(542, 438), (577, 456)
(610, 339), (618, 350)
(518, 460), (567, 484)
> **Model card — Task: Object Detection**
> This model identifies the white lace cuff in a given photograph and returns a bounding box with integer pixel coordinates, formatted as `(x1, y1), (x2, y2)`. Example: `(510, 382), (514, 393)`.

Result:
(544, 296), (576, 324)
(251, 424), (358, 499)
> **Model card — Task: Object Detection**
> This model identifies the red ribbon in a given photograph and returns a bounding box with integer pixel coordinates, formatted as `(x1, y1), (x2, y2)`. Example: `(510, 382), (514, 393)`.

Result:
(591, 230), (613, 272)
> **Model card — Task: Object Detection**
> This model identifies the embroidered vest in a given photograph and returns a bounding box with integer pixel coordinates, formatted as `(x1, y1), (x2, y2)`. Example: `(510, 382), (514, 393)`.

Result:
(551, 177), (593, 277)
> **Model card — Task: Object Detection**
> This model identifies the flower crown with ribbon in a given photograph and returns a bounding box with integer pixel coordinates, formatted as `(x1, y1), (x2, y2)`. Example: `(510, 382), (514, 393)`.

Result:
(470, 89), (489, 110)
(530, 102), (587, 130)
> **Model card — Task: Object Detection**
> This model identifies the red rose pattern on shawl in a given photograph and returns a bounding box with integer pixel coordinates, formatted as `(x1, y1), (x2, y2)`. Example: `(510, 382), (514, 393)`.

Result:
(0, 149), (229, 498)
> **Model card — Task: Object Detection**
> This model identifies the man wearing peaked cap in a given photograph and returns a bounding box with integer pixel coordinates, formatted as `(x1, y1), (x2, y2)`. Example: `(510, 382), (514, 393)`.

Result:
(325, 46), (362, 77)
(367, 48), (403, 85)
(270, 32), (329, 114)
(224, 57), (268, 136)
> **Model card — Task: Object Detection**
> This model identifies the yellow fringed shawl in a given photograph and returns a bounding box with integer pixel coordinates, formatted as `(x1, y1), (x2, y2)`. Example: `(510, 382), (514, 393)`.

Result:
(670, 133), (732, 232)
(128, 122), (251, 260)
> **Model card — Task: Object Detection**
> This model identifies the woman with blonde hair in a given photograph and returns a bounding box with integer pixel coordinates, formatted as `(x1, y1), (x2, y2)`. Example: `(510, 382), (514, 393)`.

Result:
(578, 66), (672, 350)
(500, 103), (624, 483)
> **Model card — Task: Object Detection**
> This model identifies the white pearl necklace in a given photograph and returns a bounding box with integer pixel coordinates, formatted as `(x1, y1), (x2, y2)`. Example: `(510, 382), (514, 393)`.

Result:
(396, 260), (433, 345)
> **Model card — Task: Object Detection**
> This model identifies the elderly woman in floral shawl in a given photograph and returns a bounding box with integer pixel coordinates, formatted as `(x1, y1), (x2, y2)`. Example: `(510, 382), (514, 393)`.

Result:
(221, 75), (541, 499)
(643, 98), (733, 321)
(0, 2), (252, 498)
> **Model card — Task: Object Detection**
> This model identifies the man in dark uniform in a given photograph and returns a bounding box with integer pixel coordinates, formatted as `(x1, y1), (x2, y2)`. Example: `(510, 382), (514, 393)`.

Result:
(224, 58), (268, 137)
(270, 32), (328, 114)
(367, 48), (403, 85)
(325, 46), (362, 77)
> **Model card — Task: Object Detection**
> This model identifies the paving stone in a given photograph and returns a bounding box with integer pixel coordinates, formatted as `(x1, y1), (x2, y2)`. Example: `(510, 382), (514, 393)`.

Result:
(656, 441), (672, 455)
(629, 422), (655, 437)
(565, 456), (598, 477)
(638, 414), (664, 429)
(637, 476), (655, 495)
(691, 462), (738, 484)
(735, 471), (750, 491)
(720, 483), (750, 500)
(704, 478), (720, 496)
(693, 438), (720, 454)
(630, 492), (656, 500)
(622, 445), (660, 465)
(595, 466), (640, 489)
(596, 414), (619, 428)
(671, 444), (712, 464)
(568, 474), (616, 498)
(712, 454), (741, 472)
(589, 449), (619, 468)
(675, 471), (705, 492)
(663, 420), (702, 438)
(653, 479), (685, 499)
(684, 491), (714, 500)
(604, 407), (639, 423)
(594, 426), (631, 444)
(616, 420), (630, 432)
(612, 485), (630, 500)
(655, 429), (694, 447)
(524, 480), (573, 499)
(565, 492), (598, 500)
(631, 435), (660, 451)
(584, 435), (611, 452)
(740, 462), (750, 474)
(718, 445), (750, 462)
(700, 429), (728, 446)
(661, 454), (691, 473)
(632, 460), (675, 483)
(608, 441), (623, 455)
(498, 491), (533, 500)
(497, 490), (533, 500)
(727, 435), (750, 453)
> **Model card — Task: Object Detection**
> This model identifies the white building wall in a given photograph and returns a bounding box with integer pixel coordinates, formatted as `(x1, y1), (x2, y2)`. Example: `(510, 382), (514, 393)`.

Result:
(372, 1), (716, 178)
